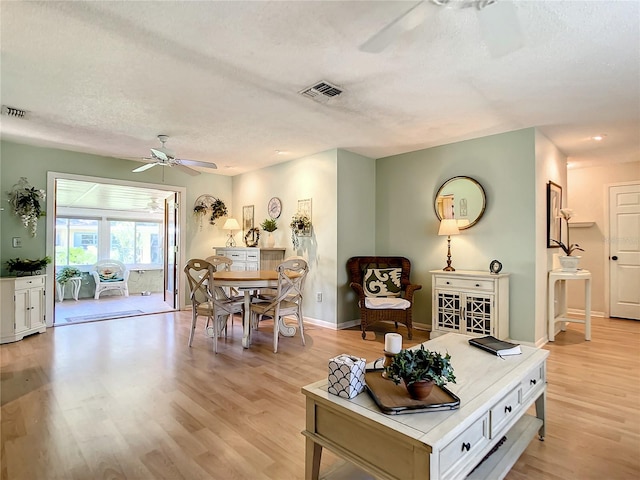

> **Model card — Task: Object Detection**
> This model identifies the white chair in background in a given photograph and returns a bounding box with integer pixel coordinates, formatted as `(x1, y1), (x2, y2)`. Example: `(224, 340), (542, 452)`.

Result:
(91, 260), (130, 299)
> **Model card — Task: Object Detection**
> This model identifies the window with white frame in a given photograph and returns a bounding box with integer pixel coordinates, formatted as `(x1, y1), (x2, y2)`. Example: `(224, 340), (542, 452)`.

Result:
(56, 217), (163, 269)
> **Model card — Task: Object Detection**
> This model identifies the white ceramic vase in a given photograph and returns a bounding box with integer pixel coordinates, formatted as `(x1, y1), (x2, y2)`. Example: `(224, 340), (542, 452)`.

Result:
(559, 255), (581, 272)
(266, 232), (275, 248)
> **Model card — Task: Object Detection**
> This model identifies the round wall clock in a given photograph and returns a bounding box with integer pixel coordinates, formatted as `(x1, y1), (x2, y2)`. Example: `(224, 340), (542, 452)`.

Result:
(489, 260), (503, 274)
(268, 197), (282, 219)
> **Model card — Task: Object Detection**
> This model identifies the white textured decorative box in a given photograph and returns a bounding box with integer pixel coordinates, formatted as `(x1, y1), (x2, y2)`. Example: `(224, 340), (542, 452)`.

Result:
(327, 354), (366, 399)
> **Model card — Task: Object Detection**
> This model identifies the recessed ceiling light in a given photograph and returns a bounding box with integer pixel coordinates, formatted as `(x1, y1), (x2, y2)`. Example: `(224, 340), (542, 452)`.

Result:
(591, 134), (607, 141)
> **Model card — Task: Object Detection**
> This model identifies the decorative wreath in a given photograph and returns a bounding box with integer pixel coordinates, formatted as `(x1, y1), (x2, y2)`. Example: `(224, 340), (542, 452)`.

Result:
(244, 227), (260, 247)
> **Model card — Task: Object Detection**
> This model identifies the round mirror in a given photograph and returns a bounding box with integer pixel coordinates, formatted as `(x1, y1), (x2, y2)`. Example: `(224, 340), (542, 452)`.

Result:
(434, 176), (486, 229)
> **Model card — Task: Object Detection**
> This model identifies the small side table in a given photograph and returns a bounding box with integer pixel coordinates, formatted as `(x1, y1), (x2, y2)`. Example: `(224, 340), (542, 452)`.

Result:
(548, 269), (591, 341)
(56, 277), (82, 302)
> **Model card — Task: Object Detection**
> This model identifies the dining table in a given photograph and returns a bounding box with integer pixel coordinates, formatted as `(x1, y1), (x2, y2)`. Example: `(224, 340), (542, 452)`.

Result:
(211, 269), (298, 348)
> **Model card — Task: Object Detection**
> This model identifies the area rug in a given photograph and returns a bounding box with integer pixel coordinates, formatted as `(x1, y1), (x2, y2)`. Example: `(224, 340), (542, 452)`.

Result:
(65, 310), (144, 323)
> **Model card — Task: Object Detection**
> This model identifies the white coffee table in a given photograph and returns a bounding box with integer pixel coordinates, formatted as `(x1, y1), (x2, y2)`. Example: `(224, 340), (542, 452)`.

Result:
(302, 333), (548, 480)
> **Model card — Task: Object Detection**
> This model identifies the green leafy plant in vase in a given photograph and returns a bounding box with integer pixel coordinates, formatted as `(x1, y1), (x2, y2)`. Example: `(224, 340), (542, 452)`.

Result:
(384, 345), (456, 400)
(56, 266), (83, 285)
(261, 218), (277, 247)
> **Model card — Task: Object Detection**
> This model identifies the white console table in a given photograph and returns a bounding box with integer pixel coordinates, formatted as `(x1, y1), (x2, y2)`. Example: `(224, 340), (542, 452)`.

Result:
(302, 333), (548, 480)
(548, 269), (591, 341)
(213, 247), (286, 271)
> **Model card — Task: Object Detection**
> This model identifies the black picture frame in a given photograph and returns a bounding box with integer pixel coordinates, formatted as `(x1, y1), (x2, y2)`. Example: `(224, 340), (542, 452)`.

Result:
(547, 181), (562, 248)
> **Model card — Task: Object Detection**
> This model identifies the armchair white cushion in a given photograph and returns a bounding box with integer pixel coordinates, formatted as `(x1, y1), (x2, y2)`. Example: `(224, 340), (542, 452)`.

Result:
(91, 260), (130, 299)
(364, 297), (411, 310)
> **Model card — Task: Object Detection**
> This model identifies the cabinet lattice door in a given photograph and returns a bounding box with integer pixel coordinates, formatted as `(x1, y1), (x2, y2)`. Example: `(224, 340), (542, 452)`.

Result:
(464, 294), (492, 335)
(431, 270), (510, 340)
(436, 291), (461, 331)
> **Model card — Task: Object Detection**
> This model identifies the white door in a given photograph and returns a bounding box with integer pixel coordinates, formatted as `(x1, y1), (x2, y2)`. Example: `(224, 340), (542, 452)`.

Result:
(164, 193), (179, 309)
(609, 183), (640, 320)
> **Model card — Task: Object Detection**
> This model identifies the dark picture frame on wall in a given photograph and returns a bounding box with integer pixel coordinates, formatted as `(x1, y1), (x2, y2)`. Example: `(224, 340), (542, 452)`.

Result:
(547, 181), (562, 248)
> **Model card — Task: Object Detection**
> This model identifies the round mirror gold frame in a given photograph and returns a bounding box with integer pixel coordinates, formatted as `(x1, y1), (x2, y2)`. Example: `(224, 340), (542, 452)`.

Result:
(434, 176), (486, 230)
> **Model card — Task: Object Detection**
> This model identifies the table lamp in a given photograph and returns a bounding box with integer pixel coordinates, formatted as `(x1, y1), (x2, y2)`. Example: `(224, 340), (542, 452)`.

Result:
(223, 218), (241, 247)
(438, 218), (460, 271)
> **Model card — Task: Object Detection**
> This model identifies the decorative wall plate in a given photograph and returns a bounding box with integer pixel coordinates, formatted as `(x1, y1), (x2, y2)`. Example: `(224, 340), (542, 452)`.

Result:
(490, 260), (503, 274)
(268, 197), (282, 219)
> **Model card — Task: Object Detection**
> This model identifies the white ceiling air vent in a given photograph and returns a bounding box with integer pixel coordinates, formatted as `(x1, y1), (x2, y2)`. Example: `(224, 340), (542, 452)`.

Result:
(1, 105), (28, 118)
(299, 81), (343, 103)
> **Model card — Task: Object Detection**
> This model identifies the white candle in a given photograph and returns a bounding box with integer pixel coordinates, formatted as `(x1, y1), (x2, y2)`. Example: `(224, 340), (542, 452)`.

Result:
(385, 333), (402, 354)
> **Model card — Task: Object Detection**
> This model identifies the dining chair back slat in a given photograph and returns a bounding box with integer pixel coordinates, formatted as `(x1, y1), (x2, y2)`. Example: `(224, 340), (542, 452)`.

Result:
(184, 258), (243, 353)
(250, 257), (308, 353)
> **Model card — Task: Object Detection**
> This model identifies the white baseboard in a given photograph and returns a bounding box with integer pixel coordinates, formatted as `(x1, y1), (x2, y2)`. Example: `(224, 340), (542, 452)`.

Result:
(567, 308), (604, 318)
(303, 318), (432, 332)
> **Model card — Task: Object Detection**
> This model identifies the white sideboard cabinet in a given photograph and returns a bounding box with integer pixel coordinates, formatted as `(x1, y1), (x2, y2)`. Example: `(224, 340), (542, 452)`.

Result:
(1, 275), (47, 344)
(213, 247), (286, 271)
(430, 270), (510, 340)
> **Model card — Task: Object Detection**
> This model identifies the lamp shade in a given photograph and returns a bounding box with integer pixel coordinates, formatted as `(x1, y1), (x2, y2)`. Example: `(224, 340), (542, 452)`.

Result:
(438, 218), (460, 236)
(222, 218), (240, 230)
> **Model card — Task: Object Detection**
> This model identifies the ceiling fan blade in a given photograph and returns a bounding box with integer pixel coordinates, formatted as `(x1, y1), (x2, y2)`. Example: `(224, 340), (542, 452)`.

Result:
(132, 162), (158, 173)
(172, 162), (201, 176)
(476, 1), (523, 58)
(360, 1), (431, 53)
(150, 148), (170, 162)
(178, 158), (218, 170)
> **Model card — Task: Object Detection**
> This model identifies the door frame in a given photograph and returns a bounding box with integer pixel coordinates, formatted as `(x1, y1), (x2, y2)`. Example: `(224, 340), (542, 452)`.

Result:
(45, 171), (187, 327)
(603, 180), (640, 318)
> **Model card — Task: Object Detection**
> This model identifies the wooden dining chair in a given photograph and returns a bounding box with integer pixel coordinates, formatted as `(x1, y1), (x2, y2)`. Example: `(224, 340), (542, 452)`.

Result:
(184, 258), (243, 353)
(249, 257), (308, 353)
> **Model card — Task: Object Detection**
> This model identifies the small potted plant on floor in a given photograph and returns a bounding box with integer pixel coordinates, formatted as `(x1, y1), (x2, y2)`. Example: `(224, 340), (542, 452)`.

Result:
(384, 345), (456, 400)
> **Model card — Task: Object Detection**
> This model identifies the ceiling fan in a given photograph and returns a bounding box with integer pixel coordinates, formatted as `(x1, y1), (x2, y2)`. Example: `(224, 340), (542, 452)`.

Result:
(132, 135), (218, 176)
(360, 0), (523, 58)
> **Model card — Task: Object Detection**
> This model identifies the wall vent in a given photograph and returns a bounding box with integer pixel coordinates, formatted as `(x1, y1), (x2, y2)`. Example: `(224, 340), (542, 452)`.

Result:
(299, 81), (343, 103)
(2, 105), (28, 118)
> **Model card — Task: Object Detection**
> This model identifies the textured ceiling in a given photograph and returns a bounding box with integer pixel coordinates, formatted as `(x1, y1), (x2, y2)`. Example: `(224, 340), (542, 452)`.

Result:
(1, 0), (638, 176)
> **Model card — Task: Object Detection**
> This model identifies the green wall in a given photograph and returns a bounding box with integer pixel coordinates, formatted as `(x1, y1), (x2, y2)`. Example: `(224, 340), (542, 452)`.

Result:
(337, 150), (376, 325)
(375, 129), (537, 341)
(0, 141), (232, 278)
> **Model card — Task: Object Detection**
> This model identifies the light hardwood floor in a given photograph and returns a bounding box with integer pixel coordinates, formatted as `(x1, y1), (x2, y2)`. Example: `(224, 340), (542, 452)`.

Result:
(1, 313), (639, 479)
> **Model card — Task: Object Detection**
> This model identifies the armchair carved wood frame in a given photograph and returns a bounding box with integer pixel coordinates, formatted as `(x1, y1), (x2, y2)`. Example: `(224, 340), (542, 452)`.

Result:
(347, 256), (422, 340)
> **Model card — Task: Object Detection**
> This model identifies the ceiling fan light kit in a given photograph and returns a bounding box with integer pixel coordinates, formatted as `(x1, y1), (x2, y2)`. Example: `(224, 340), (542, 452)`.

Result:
(132, 135), (218, 176)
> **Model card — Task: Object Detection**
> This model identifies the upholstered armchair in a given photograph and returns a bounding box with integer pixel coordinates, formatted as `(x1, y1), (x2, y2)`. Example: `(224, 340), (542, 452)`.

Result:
(347, 256), (422, 340)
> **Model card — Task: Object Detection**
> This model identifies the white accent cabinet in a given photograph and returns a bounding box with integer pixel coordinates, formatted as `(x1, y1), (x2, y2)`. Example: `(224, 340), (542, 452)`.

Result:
(1, 275), (47, 344)
(213, 247), (286, 271)
(430, 270), (510, 340)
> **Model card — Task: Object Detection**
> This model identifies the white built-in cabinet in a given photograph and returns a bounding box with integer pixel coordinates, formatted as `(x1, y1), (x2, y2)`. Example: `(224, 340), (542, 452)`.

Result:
(213, 247), (286, 271)
(1, 275), (47, 344)
(430, 270), (510, 340)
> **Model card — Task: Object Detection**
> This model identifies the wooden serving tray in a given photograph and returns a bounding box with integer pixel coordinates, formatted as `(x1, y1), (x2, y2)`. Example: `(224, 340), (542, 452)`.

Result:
(365, 369), (460, 415)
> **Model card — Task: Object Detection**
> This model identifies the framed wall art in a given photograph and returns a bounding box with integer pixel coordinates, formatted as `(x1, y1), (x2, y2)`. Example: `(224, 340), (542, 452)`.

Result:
(243, 205), (254, 233)
(547, 181), (562, 248)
